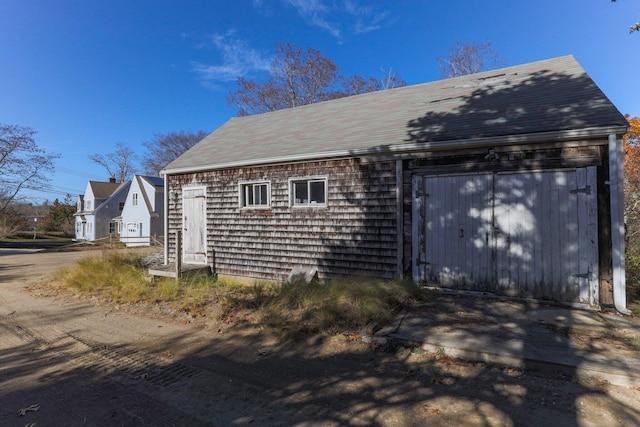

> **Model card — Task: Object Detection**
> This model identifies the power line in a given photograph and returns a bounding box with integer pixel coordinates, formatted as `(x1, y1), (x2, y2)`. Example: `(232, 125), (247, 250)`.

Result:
(56, 166), (103, 179)
(2, 180), (81, 197)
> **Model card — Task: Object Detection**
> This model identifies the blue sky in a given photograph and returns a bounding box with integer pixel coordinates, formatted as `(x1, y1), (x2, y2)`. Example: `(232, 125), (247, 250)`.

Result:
(1, 0), (639, 203)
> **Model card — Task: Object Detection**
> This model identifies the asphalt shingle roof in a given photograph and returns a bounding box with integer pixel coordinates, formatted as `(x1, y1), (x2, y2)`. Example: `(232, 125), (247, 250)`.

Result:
(164, 55), (627, 174)
(89, 181), (125, 199)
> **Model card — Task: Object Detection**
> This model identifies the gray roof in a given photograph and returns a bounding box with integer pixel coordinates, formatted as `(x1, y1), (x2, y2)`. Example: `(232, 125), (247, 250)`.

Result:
(89, 181), (126, 199)
(164, 55), (627, 174)
(140, 175), (164, 187)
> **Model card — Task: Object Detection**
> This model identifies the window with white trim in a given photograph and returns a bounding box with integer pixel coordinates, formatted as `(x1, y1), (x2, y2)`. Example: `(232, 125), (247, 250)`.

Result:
(290, 177), (327, 206)
(240, 181), (270, 208)
(132, 193), (139, 207)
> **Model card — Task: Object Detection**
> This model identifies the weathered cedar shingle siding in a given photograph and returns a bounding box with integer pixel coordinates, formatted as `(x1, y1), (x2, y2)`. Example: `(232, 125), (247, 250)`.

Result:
(167, 159), (398, 280)
(161, 56), (630, 309)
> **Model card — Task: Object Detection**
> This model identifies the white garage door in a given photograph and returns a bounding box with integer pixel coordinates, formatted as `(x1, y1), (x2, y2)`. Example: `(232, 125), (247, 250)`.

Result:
(412, 167), (599, 306)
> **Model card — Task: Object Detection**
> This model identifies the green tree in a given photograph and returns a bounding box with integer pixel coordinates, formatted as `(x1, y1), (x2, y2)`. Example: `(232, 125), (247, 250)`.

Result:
(41, 196), (76, 236)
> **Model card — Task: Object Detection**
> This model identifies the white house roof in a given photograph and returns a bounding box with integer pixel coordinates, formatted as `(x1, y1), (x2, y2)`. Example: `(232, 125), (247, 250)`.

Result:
(163, 55), (627, 175)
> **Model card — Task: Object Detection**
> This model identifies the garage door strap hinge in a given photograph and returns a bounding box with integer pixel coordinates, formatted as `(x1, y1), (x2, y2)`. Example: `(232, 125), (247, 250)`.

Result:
(570, 186), (591, 195)
(571, 272), (591, 278)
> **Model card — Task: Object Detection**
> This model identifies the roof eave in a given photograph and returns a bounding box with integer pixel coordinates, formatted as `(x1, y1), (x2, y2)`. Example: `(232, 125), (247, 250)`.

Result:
(161, 125), (628, 176)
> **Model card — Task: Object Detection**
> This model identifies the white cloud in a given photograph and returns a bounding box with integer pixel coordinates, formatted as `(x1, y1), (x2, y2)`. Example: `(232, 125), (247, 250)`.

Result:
(284, 0), (341, 38)
(191, 32), (271, 87)
(345, 0), (389, 34)
(281, 0), (389, 39)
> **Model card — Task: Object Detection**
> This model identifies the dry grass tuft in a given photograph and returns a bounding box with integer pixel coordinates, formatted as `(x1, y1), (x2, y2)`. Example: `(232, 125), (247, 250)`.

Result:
(255, 276), (425, 338)
(55, 252), (425, 337)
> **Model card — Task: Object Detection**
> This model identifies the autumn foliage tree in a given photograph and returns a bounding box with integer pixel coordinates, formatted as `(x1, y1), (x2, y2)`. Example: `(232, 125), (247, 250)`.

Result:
(623, 115), (640, 294)
(227, 42), (405, 116)
(623, 115), (640, 223)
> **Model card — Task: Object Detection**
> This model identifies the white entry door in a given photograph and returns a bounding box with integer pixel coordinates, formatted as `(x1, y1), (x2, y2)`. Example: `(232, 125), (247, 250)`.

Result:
(182, 186), (207, 265)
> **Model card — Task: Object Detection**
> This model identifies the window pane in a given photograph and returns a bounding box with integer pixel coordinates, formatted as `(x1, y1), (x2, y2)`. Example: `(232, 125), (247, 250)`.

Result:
(246, 186), (254, 205)
(242, 183), (269, 207)
(294, 182), (308, 204)
(257, 184), (268, 205)
(309, 181), (325, 204)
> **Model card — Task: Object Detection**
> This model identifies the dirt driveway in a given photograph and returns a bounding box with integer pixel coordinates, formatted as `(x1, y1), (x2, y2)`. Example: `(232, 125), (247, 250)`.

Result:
(1, 248), (640, 426)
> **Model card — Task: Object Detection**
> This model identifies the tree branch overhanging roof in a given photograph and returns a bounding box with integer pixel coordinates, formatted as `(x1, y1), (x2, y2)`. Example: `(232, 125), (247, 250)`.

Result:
(163, 55), (628, 175)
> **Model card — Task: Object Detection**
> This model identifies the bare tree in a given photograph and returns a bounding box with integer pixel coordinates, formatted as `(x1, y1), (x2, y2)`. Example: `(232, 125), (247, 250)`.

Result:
(379, 67), (407, 90)
(227, 42), (406, 116)
(0, 123), (59, 214)
(437, 41), (506, 79)
(89, 142), (138, 183)
(227, 43), (341, 115)
(142, 130), (208, 175)
(342, 68), (407, 96)
(342, 74), (380, 96)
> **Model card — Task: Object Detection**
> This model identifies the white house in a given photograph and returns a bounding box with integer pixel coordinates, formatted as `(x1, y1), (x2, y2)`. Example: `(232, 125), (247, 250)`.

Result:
(117, 175), (164, 246)
(74, 179), (130, 241)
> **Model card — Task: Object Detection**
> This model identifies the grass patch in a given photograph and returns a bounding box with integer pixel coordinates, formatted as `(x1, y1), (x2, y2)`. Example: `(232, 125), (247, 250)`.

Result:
(55, 251), (426, 337)
(55, 250), (148, 303)
(256, 276), (425, 338)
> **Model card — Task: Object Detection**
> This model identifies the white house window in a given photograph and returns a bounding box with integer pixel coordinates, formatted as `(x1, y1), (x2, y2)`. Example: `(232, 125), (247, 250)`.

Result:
(290, 177), (327, 206)
(240, 181), (270, 208)
(86, 200), (92, 210)
(127, 222), (137, 234)
(139, 222), (143, 237)
(132, 193), (139, 207)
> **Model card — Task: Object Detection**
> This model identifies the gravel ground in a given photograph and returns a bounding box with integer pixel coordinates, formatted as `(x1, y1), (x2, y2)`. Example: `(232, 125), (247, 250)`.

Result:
(1, 247), (639, 426)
